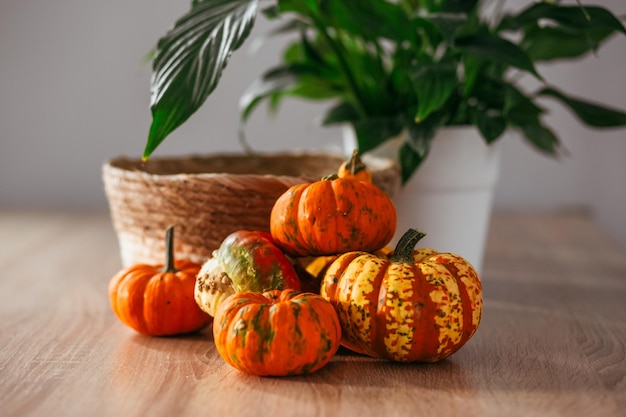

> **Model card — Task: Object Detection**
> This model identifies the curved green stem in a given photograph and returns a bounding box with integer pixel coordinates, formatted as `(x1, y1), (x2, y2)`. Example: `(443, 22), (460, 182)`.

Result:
(391, 228), (427, 263)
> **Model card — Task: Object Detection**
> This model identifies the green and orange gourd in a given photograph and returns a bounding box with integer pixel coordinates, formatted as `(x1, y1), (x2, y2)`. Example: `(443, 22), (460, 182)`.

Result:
(194, 230), (302, 317)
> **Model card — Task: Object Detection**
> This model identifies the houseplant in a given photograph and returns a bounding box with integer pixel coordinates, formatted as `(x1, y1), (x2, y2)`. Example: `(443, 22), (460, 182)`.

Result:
(145, 0), (626, 176)
(135, 0), (626, 270)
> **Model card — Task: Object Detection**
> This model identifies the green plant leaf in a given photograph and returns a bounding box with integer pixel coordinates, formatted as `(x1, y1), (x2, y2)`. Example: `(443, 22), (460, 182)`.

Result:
(419, 13), (470, 41)
(248, 19), (306, 54)
(329, 35), (392, 117)
(522, 25), (615, 61)
(239, 66), (300, 123)
(412, 63), (458, 122)
(503, 82), (545, 126)
(277, 0), (318, 16)
(500, 3), (626, 35)
(321, 101), (361, 125)
(399, 143), (427, 184)
(261, 5), (280, 19)
(299, 32), (336, 72)
(322, 0), (411, 42)
(351, 117), (405, 154)
(473, 110), (506, 144)
(145, 0), (259, 159)
(462, 53), (483, 96)
(239, 62), (341, 119)
(398, 118), (445, 182)
(539, 87), (626, 127)
(500, 84), (558, 154)
(518, 123), (560, 155)
(424, 0), (479, 14)
(455, 34), (543, 80)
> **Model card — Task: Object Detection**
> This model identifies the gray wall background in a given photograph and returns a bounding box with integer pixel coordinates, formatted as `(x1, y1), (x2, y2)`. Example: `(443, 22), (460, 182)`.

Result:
(1, 0), (625, 248)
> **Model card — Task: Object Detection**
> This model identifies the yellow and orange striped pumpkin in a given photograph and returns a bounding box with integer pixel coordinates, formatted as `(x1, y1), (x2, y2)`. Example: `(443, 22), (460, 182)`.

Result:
(213, 289), (341, 376)
(270, 175), (396, 257)
(320, 228), (482, 362)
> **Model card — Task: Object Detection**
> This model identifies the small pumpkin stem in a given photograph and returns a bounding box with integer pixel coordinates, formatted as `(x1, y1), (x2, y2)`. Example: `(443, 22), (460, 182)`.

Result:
(347, 149), (367, 175)
(391, 228), (427, 263)
(322, 173), (339, 181)
(162, 226), (179, 273)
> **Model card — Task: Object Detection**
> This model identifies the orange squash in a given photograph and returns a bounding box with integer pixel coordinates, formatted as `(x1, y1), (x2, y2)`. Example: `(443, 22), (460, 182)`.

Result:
(320, 228), (482, 362)
(270, 175), (397, 257)
(213, 289), (341, 376)
(109, 227), (211, 336)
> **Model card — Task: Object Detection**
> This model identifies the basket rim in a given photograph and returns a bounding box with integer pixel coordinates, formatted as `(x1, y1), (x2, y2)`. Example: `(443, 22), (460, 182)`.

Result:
(103, 151), (399, 180)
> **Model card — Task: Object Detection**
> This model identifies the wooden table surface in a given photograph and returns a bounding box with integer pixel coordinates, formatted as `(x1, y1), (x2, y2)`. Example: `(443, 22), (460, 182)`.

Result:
(1, 211), (625, 417)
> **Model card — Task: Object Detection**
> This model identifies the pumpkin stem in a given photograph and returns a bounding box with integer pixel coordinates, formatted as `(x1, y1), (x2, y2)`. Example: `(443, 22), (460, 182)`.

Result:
(347, 149), (367, 175)
(322, 173), (339, 181)
(162, 226), (179, 273)
(392, 228), (427, 263)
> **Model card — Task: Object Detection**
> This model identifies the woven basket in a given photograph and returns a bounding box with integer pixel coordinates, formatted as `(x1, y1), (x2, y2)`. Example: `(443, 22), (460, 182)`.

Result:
(103, 152), (400, 267)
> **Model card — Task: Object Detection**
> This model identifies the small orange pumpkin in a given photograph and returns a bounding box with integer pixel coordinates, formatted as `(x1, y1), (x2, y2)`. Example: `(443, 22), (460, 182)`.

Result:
(213, 289), (341, 376)
(338, 149), (372, 182)
(270, 175), (397, 257)
(109, 227), (212, 336)
(321, 228), (482, 362)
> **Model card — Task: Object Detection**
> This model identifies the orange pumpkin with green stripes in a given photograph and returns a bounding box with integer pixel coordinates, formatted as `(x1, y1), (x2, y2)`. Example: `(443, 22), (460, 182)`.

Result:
(213, 289), (341, 376)
(270, 175), (396, 257)
(320, 228), (483, 362)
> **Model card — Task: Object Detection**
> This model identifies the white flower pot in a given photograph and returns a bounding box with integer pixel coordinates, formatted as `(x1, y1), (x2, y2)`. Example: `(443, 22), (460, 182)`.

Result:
(344, 126), (502, 274)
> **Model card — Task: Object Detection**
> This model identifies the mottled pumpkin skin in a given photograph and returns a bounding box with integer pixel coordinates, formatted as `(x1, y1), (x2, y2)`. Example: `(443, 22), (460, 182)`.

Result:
(195, 230), (302, 317)
(320, 248), (482, 362)
(270, 177), (397, 257)
(109, 260), (211, 336)
(213, 289), (342, 376)
(217, 230), (301, 292)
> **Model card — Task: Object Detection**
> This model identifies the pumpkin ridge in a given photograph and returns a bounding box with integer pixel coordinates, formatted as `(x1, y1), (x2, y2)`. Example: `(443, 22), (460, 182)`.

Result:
(235, 303), (262, 373)
(351, 254), (388, 357)
(304, 296), (341, 373)
(371, 260), (395, 357)
(119, 268), (152, 334)
(291, 185), (316, 256)
(334, 254), (364, 349)
(253, 303), (275, 374)
(379, 262), (422, 361)
(307, 179), (341, 253)
(330, 179), (356, 253)
(146, 273), (178, 335)
(420, 260), (463, 361)
(439, 254), (483, 348)
(403, 263), (429, 360)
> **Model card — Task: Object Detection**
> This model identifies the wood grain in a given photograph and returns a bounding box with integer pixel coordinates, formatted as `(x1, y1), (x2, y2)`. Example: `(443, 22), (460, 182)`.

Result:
(1, 210), (625, 417)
